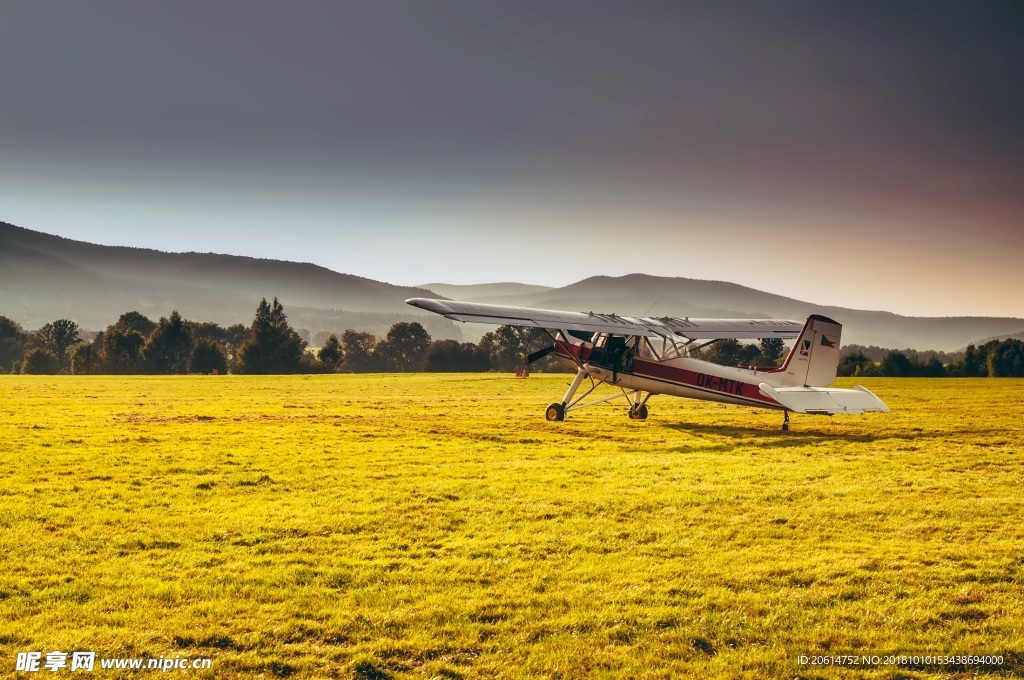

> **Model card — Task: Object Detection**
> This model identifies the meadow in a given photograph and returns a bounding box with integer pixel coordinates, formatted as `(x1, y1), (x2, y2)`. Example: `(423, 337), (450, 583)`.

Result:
(1, 374), (1022, 679)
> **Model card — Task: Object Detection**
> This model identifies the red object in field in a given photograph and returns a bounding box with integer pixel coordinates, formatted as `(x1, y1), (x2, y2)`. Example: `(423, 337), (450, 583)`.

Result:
(212, 369), (219, 375)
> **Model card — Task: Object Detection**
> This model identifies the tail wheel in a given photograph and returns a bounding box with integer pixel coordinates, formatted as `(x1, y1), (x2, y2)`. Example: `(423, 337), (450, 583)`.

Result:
(545, 403), (565, 422)
(628, 404), (649, 420)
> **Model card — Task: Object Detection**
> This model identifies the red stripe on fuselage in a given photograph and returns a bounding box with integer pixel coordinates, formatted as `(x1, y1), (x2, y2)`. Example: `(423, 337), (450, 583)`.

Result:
(632, 358), (779, 406)
(553, 347), (780, 407)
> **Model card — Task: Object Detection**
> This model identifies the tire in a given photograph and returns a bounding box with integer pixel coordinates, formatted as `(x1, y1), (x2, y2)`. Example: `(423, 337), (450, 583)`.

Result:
(629, 404), (649, 420)
(545, 403), (565, 422)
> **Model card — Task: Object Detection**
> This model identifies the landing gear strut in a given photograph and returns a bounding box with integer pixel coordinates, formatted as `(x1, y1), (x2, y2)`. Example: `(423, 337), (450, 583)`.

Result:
(781, 410), (790, 431)
(545, 367), (590, 421)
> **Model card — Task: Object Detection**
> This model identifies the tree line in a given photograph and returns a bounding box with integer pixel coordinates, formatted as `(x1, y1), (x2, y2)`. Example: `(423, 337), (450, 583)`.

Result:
(3, 300), (1022, 376)
(0, 298), (569, 375)
(837, 339), (1024, 377)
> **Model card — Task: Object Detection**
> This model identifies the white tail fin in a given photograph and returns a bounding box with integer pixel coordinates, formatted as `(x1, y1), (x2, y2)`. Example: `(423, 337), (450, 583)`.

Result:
(773, 315), (842, 387)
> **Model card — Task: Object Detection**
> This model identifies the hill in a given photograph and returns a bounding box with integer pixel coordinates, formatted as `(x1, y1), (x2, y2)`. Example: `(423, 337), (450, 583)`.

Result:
(427, 274), (1024, 351)
(0, 221), (462, 340)
(5, 221), (1022, 351)
(419, 282), (555, 302)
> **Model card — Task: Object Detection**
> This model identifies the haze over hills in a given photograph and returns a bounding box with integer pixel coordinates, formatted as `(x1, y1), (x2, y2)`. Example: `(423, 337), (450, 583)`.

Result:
(426, 274), (1024, 350)
(3, 221), (1022, 351)
(419, 282), (555, 302)
(0, 221), (463, 340)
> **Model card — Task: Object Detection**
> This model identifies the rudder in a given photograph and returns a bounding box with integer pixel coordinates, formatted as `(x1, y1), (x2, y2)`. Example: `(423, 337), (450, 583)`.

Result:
(774, 314), (842, 387)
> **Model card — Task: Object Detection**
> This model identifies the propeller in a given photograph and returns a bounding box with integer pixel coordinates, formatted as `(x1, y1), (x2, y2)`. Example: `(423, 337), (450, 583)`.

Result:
(527, 345), (556, 364)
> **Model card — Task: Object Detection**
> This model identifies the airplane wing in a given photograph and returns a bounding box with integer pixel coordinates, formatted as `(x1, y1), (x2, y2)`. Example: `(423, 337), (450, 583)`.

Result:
(758, 383), (890, 415)
(655, 316), (804, 340)
(406, 298), (803, 340)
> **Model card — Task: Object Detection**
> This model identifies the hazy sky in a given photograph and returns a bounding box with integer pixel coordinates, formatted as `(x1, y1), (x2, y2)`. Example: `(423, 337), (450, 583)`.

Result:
(2, 2), (1022, 317)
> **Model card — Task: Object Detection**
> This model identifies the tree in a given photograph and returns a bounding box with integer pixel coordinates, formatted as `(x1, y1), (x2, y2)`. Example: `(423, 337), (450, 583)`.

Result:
(0, 315), (27, 373)
(114, 311), (157, 338)
(340, 329), (378, 372)
(837, 351), (872, 377)
(881, 351), (913, 377)
(188, 321), (226, 344)
(425, 340), (491, 372)
(759, 337), (785, 364)
(144, 311), (194, 374)
(987, 339), (1024, 377)
(924, 356), (946, 377)
(959, 344), (986, 377)
(70, 344), (102, 375)
(480, 325), (526, 371)
(375, 322), (431, 372)
(189, 339), (228, 374)
(737, 342), (761, 367)
(35, 319), (83, 368)
(702, 339), (743, 366)
(103, 327), (145, 374)
(236, 298), (306, 374)
(21, 348), (60, 374)
(318, 334), (343, 371)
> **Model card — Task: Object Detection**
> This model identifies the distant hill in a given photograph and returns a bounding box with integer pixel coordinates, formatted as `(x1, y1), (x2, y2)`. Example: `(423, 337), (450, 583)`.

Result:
(0, 221), (462, 340)
(419, 282), (555, 302)
(5, 221), (1022, 351)
(961, 330), (1024, 349)
(426, 274), (1024, 351)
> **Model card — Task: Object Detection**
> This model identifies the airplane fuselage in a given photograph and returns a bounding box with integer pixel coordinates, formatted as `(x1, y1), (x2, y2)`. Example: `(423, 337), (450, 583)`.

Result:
(555, 340), (788, 411)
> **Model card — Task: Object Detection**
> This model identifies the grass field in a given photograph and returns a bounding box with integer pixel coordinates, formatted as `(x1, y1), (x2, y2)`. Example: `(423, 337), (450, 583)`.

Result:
(1, 375), (1023, 679)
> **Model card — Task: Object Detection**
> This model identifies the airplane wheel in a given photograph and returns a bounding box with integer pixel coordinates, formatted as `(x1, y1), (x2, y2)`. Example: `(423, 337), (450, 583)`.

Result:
(629, 404), (648, 420)
(545, 403), (565, 422)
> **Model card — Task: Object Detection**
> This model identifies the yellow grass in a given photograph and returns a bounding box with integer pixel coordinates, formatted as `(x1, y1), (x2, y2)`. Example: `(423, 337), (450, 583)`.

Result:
(1, 375), (1022, 679)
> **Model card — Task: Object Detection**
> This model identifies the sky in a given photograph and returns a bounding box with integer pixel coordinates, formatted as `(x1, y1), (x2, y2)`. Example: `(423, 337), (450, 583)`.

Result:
(1, 1), (1022, 318)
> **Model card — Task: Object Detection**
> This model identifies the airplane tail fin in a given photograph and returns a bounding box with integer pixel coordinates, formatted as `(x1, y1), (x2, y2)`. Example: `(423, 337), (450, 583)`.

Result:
(774, 314), (842, 387)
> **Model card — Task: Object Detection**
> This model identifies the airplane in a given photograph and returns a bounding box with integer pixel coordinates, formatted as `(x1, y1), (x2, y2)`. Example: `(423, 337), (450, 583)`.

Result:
(406, 297), (890, 429)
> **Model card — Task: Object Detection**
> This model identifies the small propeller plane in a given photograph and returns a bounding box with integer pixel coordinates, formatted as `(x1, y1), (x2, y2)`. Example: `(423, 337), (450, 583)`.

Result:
(407, 297), (889, 429)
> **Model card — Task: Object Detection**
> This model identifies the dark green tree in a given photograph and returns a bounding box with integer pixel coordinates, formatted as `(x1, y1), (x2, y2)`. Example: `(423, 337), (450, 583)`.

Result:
(70, 344), (102, 375)
(114, 311), (157, 338)
(236, 298), (306, 374)
(759, 337), (785, 364)
(340, 329), (378, 372)
(479, 325), (525, 371)
(188, 321), (227, 344)
(189, 339), (228, 374)
(425, 340), (491, 372)
(35, 319), (83, 368)
(103, 327), (145, 374)
(318, 334), (343, 371)
(21, 348), (60, 374)
(959, 344), (986, 377)
(737, 342), (761, 367)
(375, 322), (432, 372)
(920, 356), (947, 377)
(0, 315), (27, 372)
(702, 339), (742, 366)
(144, 311), (195, 374)
(881, 351), (913, 377)
(837, 351), (872, 377)
(987, 339), (1024, 377)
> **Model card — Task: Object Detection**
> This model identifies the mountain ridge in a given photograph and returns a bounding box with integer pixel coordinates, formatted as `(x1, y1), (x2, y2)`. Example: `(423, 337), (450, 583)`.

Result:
(4, 221), (1022, 350)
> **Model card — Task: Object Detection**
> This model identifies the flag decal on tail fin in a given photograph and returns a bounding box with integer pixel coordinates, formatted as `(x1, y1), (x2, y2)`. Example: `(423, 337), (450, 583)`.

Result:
(821, 335), (837, 348)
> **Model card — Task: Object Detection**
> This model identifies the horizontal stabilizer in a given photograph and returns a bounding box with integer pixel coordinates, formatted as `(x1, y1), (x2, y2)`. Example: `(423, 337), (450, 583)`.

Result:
(758, 383), (890, 415)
